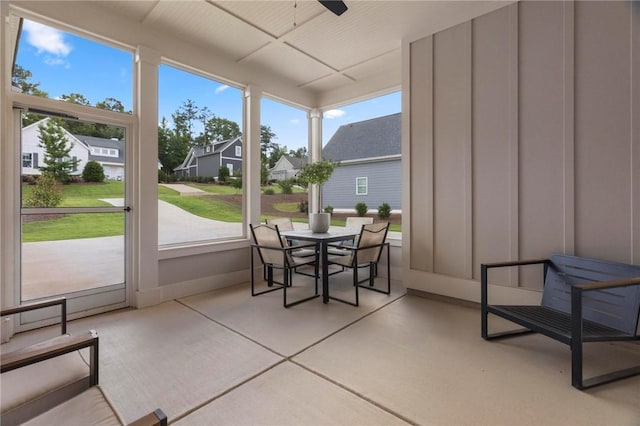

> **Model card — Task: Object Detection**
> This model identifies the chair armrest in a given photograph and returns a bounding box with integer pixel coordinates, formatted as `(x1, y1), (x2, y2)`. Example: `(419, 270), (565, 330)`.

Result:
(128, 408), (168, 426)
(574, 277), (640, 291)
(481, 258), (549, 269)
(1, 297), (67, 334)
(1, 330), (98, 379)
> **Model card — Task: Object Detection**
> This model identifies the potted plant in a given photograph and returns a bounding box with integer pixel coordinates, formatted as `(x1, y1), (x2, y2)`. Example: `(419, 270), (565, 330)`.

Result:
(299, 159), (337, 233)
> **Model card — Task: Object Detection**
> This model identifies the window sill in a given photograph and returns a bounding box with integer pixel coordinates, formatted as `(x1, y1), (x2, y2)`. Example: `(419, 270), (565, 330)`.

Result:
(158, 238), (249, 260)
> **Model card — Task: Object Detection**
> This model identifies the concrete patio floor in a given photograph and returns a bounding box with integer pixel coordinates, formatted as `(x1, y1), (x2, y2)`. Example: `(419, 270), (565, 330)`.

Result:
(4, 273), (639, 425)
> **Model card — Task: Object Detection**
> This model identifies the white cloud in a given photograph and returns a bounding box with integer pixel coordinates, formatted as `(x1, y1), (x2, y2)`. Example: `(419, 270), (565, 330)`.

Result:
(324, 109), (346, 119)
(23, 21), (72, 57)
(215, 84), (230, 94)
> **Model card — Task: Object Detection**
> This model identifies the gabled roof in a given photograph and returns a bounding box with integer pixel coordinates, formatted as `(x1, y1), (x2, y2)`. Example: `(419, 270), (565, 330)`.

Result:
(284, 156), (307, 169)
(23, 118), (90, 152)
(322, 113), (400, 162)
(199, 136), (242, 158)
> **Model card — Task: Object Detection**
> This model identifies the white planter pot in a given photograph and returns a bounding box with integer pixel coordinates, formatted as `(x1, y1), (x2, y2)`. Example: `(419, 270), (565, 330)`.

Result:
(309, 212), (330, 233)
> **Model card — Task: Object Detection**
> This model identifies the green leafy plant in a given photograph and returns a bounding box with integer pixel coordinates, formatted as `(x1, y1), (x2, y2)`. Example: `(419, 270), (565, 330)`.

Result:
(82, 160), (105, 183)
(23, 171), (62, 208)
(299, 200), (308, 213)
(355, 202), (368, 217)
(378, 202), (391, 219)
(264, 188), (275, 195)
(218, 165), (230, 183)
(298, 159), (337, 213)
(323, 205), (333, 214)
(278, 179), (294, 194)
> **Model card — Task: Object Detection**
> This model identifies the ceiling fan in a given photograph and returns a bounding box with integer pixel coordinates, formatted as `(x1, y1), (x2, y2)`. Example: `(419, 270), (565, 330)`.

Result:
(318, 0), (348, 16)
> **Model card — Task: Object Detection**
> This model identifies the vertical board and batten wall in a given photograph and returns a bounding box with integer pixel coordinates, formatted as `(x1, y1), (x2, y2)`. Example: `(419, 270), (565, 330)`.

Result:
(402, 1), (640, 303)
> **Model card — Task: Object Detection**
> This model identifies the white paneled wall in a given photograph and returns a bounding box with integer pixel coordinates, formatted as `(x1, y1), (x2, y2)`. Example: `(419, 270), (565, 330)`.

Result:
(403, 1), (639, 302)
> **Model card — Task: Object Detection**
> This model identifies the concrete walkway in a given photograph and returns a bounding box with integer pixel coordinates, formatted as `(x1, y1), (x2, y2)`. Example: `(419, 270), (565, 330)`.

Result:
(159, 183), (207, 196)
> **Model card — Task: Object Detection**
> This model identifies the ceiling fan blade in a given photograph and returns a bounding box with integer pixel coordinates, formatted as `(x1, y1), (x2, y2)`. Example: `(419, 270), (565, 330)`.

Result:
(318, 0), (348, 16)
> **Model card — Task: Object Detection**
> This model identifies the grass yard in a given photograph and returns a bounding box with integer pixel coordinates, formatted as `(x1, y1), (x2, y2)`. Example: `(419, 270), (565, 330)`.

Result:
(22, 182), (400, 242)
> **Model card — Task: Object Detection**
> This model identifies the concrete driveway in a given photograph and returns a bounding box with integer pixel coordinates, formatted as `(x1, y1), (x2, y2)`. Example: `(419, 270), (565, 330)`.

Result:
(22, 199), (243, 300)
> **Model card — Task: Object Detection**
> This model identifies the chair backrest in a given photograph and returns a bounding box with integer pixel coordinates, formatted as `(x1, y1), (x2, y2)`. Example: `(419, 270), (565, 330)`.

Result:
(250, 224), (288, 267)
(265, 217), (294, 231)
(541, 253), (640, 335)
(345, 216), (373, 229)
(354, 222), (389, 265)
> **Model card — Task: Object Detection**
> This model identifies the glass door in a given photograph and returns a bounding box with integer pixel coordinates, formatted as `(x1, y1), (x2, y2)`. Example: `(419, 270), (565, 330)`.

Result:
(18, 111), (130, 329)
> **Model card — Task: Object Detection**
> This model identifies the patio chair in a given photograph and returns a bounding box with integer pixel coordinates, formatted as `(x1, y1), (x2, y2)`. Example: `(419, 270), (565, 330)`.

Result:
(1, 298), (99, 426)
(250, 223), (320, 307)
(327, 216), (374, 256)
(326, 222), (391, 306)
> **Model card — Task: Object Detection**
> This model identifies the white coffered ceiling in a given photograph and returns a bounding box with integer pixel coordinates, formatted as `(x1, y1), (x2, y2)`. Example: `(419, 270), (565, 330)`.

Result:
(17, 0), (514, 108)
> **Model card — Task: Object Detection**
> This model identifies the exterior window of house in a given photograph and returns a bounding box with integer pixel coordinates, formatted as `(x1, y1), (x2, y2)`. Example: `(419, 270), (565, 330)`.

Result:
(158, 63), (243, 247)
(356, 177), (368, 195)
(235, 146), (241, 157)
(227, 163), (233, 175)
(22, 153), (33, 168)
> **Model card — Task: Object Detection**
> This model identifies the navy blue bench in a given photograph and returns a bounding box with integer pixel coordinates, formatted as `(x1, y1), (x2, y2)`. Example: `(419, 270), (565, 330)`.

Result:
(481, 253), (640, 389)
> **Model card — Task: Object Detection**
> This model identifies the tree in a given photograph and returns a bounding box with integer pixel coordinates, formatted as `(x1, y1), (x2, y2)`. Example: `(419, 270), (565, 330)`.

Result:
(12, 64), (49, 126)
(82, 160), (105, 182)
(230, 171), (243, 193)
(260, 125), (277, 161)
(12, 65), (49, 97)
(96, 97), (127, 113)
(37, 119), (79, 182)
(202, 116), (241, 144)
(172, 99), (200, 145)
(289, 146), (307, 158)
(59, 92), (91, 106)
(158, 117), (189, 173)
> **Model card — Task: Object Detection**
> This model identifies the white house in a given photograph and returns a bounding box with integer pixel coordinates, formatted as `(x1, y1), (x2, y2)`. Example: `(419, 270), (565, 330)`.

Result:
(21, 118), (89, 177)
(268, 155), (307, 182)
(22, 118), (126, 180)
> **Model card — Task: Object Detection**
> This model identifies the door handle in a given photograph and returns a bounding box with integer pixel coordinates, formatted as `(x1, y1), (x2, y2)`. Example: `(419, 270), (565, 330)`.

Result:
(123, 206), (132, 212)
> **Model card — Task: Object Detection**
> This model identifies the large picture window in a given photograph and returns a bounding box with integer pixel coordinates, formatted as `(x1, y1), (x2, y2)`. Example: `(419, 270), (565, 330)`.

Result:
(158, 63), (244, 247)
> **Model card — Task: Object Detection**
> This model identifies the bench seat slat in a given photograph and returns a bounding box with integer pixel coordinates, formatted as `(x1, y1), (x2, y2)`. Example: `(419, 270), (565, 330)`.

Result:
(488, 305), (632, 342)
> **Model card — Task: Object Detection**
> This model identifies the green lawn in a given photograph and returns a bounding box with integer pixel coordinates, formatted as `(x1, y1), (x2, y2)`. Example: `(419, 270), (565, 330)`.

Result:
(22, 182), (400, 242)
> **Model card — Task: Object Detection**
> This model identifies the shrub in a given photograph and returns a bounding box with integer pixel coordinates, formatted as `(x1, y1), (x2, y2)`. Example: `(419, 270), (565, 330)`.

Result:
(264, 188), (275, 195)
(355, 202), (368, 217)
(82, 160), (105, 182)
(378, 202), (391, 219)
(323, 205), (333, 214)
(22, 175), (37, 185)
(299, 200), (308, 213)
(23, 172), (62, 208)
(218, 166), (230, 183)
(278, 179), (293, 194)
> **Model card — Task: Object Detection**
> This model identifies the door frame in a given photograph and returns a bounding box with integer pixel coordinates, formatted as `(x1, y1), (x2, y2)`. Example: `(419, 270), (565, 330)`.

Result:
(9, 93), (137, 332)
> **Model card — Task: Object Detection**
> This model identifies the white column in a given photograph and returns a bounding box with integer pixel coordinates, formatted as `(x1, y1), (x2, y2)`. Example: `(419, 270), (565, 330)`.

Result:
(133, 45), (160, 307)
(307, 108), (323, 213)
(244, 85), (262, 228)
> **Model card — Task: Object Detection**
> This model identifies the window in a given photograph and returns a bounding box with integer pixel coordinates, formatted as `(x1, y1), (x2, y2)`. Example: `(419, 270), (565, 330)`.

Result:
(235, 146), (241, 157)
(158, 63), (243, 247)
(356, 177), (368, 195)
(22, 153), (33, 168)
(227, 163), (233, 175)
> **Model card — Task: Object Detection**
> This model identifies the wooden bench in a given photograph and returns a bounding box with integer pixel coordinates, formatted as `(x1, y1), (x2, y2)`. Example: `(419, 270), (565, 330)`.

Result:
(481, 253), (640, 389)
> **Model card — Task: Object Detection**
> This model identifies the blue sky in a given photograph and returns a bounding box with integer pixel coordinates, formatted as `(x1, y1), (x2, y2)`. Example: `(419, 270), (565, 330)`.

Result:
(16, 19), (400, 149)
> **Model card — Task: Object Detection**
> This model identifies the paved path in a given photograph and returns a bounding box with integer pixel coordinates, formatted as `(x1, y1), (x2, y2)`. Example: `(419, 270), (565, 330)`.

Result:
(159, 183), (207, 196)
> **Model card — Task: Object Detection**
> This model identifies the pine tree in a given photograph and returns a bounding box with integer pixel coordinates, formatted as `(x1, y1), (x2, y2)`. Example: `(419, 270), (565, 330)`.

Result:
(37, 119), (79, 182)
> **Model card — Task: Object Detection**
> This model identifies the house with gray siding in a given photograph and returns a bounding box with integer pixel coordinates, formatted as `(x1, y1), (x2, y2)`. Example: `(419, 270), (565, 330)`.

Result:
(174, 136), (242, 179)
(322, 113), (401, 211)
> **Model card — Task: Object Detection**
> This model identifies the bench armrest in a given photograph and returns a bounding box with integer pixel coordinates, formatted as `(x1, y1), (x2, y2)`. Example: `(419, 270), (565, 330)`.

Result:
(574, 277), (640, 291)
(128, 408), (168, 426)
(1, 330), (99, 385)
(481, 258), (549, 269)
(1, 297), (67, 335)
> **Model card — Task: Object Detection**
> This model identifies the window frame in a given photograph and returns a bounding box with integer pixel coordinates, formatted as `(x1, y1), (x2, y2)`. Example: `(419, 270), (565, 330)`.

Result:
(355, 177), (368, 195)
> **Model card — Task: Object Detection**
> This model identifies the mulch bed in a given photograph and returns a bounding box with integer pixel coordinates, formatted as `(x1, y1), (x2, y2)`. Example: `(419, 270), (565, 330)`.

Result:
(216, 193), (402, 225)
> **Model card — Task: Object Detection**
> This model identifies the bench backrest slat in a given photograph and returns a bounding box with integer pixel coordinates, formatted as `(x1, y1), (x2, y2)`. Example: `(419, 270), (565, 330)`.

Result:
(541, 254), (640, 335)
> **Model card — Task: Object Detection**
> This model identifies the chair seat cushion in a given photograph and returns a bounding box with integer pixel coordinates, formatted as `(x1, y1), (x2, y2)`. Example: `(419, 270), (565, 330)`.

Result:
(1, 350), (90, 425)
(291, 248), (316, 258)
(22, 386), (123, 426)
